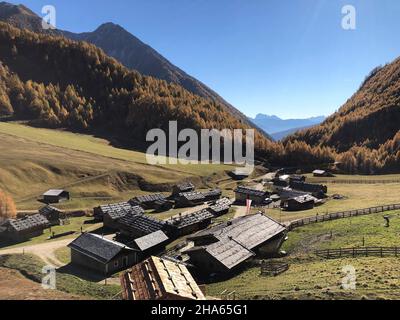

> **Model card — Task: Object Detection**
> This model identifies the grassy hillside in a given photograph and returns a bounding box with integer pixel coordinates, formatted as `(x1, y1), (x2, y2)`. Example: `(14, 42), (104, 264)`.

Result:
(206, 209), (400, 300)
(0, 122), (233, 210)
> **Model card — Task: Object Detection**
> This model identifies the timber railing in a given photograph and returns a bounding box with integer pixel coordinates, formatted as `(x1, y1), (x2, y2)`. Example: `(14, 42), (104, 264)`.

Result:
(260, 261), (289, 276)
(288, 204), (400, 230)
(315, 247), (400, 259)
(311, 179), (400, 185)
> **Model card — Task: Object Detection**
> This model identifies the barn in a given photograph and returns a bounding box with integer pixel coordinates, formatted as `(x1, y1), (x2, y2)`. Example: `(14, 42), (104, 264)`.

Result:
(208, 198), (232, 216)
(120, 256), (205, 300)
(168, 209), (214, 237)
(280, 195), (316, 211)
(132, 230), (169, 259)
(289, 181), (328, 199)
(0, 214), (49, 242)
(172, 182), (195, 196)
(234, 186), (268, 205)
(229, 168), (251, 180)
(116, 213), (171, 239)
(38, 205), (64, 226)
(185, 213), (287, 275)
(175, 191), (206, 208)
(153, 199), (174, 212)
(129, 193), (167, 210)
(202, 189), (222, 202)
(94, 202), (144, 229)
(313, 169), (334, 177)
(68, 233), (138, 276)
(42, 190), (70, 204)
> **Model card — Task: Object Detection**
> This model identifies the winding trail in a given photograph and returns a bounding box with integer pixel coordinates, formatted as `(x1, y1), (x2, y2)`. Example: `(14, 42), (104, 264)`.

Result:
(0, 238), (72, 267)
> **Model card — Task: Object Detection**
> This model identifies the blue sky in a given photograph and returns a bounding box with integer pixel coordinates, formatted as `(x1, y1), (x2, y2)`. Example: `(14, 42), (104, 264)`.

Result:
(7, 0), (400, 118)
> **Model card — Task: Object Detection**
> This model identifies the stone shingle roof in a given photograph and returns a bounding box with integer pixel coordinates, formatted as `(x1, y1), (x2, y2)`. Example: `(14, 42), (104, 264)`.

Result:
(134, 230), (169, 251)
(68, 233), (134, 264)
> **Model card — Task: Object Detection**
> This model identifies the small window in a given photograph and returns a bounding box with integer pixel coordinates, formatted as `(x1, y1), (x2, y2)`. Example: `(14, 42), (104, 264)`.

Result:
(114, 260), (119, 267)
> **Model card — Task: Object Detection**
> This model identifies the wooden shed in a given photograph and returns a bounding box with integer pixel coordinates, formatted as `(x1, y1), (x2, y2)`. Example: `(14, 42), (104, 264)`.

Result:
(0, 214), (49, 242)
(185, 213), (287, 275)
(116, 213), (171, 239)
(202, 189), (222, 202)
(234, 186), (268, 205)
(42, 189), (70, 204)
(94, 202), (144, 229)
(120, 256), (205, 300)
(168, 209), (214, 237)
(172, 182), (195, 196)
(132, 230), (169, 259)
(38, 205), (64, 226)
(175, 191), (206, 208)
(289, 180), (328, 199)
(68, 233), (138, 276)
(129, 193), (167, 210)
(208, 198), (232, 216)
(281, 195), (316, 211)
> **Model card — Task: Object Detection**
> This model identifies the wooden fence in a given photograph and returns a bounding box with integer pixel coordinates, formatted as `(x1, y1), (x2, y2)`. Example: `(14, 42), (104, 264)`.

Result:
(288, 204), (400, 230)
(260, 261), (289, 276)
(315, 247), (400, 259)
(312, 179), (400, 185)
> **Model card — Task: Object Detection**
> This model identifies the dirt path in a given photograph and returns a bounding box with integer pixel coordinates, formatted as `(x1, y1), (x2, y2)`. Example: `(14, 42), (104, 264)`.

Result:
(0, 238), (72, 267)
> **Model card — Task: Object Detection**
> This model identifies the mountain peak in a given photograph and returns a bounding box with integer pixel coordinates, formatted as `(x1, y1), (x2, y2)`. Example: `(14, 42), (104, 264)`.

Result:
(95, 22), (125, 33)
(0, 2), (37, 17)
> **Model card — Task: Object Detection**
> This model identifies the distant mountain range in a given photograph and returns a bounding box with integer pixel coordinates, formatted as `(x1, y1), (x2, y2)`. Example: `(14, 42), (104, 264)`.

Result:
(0, 1), (269, 139)
(250, 114), (325, 140)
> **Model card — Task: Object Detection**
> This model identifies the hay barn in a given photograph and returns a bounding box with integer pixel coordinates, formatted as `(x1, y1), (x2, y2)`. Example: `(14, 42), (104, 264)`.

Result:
(132, 230), (169, 258)
(0, 214), (49, 242)
(175, 191), (206, 208)
(129, 193), (167, 210)
(38, 205), (64, 226)
(281, 195), (316, 211)
(42, 189), (70, 204)
(169, 209), (214, 237)
(68, 233), (138, 276)
(208, 198), (232, 216)
(117, 213), (171, 239)
(120, 256), (205, 300)
(234, 186), (268, 205)
(185, 213), (287, 275)
(172, 182), (195, 196)
(94, 202), (144, 229)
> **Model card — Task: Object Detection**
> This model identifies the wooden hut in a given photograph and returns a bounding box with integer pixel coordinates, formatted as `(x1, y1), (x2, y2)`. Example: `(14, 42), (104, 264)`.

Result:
(0, 214), (49, 242)
(169, 209), (214, 237)
(120, 256), (205, 300)
(132, 230), (169, 259)
(234, 186), (268, 205)
(185, 213), (287, 275)
(38, 205), (64, 226)
(175, 191), (206, 208)
(281, 195), (316, 211)
(94, 202), (144, 229)
(172, 182), (195, 196)
(129, 193), (167, 210)
(42, 189), (70, 204)
(68, 233), (138, 276)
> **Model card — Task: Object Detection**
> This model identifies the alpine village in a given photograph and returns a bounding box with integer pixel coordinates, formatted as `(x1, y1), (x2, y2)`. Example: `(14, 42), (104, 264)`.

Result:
(1, 2), (400, 301)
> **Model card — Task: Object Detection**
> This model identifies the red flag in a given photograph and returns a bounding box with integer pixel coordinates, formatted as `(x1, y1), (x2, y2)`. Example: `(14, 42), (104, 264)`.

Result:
(246, 198), (252, 215)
